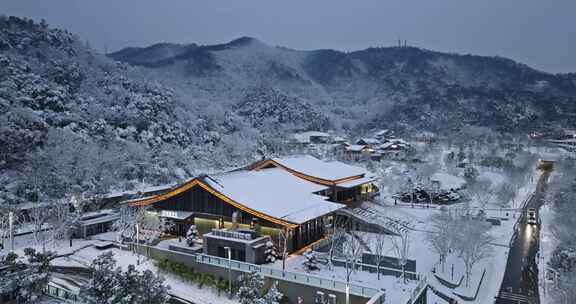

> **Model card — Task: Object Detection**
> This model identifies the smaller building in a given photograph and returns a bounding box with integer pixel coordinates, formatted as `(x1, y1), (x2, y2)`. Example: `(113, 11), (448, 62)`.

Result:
(291, 131), (332, 145)
(344, 145), (372, 161)
(71, 209), (120, 239)
(203, 228), (271, 264)
(377, 142), (409, 160)
(356, 138), (380, 147)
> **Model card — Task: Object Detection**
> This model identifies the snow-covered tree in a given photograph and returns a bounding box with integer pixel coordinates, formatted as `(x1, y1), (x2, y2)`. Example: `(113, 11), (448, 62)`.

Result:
(264, 240), (279, 264)
(454, 218), (494, 287)
(20, 248), (55, 302)
(28, 203), (50, 251)
(116, 264), (170, 304)
(427, 211), (455, 272)
(392, 227), (411, 283)
(138, 269), (170, 304)
(186, 225), (199, 247)
(371, 231), (388, 280)
(134, 208), (169, 256)
(303, 249), (320, 273)
(113, 205), (138, 243)
(325, 216), (347, 270)
(257, 281), (283, 304)
(0, 248), (54, 303)
(237, 271), (264, 304)
(81, 252), (169, 304)
(80, 252), (122, 304)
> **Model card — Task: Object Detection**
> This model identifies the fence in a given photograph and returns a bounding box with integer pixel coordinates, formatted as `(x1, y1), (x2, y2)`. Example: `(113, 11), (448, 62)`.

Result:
(406, 276), (427, 304)
(194, 253), (381, 298)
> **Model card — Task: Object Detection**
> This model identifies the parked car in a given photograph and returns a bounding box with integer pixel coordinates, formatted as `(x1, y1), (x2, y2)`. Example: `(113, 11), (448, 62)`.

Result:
(527, 208), (537, 225)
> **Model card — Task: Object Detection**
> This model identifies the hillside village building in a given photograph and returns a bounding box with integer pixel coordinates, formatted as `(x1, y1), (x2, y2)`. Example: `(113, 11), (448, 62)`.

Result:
(128, 156), (378, 254)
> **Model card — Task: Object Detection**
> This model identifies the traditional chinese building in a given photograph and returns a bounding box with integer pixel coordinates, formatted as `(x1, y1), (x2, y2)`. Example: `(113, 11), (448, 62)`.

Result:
(127, 156), (378, 253)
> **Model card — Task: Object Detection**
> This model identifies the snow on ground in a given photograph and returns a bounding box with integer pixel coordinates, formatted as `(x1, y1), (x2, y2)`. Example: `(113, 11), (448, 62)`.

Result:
(430, 173), (465, 190)
(4, 231), (238, 304)
(271, 253), (415, 303)
(363, 165), (540, 303)
(51, 240), (239, 304)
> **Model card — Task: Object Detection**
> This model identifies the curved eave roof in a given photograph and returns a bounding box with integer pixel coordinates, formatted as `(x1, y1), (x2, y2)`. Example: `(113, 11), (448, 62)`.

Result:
(252, 156), (367, 186)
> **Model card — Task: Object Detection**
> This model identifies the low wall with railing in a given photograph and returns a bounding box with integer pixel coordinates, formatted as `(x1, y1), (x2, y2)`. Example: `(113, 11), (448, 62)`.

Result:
(133, 244), (386, 304)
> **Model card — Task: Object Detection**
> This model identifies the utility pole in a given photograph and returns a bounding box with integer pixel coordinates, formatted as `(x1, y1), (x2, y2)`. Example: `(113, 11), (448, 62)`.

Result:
(9, 211), (14, 252)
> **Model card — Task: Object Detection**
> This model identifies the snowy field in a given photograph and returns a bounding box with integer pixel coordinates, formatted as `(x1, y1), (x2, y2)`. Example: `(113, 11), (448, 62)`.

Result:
(4, 232), (239, 304)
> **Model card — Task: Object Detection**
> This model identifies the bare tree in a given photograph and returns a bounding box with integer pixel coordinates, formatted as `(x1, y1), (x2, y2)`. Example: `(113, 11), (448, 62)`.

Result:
(467, 179), (495, 211)
(325, 216), (347, 270)
(342, 232), (364, 304)
(135, 208), (169, 257)
(278, 228), (289, 273)
(392, 227), (411, 283)
(29, 204), (50, 252)
(371, 230), (388, 280)
(113, 205), (138, 243)
(427, 211), (455, 272)
(46, 200), (72, 248)
(454, 218), (494, 287)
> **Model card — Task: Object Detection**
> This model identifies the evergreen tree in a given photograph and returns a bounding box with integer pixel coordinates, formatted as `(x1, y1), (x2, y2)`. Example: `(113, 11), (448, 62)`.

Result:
(257, 281), (283, 304)
(264, 241), (278, 263)
(80, 252), (122, 304)
(237, 271), (264, 304)
(116, 264), (140, 304)
(303, 249), (320, 272)
(20, 248), (55, 302)
(81, 252), (170, 304)
(139, 269), (170, 304)
(186, 225), (199, 247)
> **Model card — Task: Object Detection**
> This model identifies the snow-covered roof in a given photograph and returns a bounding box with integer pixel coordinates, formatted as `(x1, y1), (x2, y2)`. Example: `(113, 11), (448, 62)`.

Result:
(430, 173), (465, 190)
(291, 131), (330, 143)
(379, 142), (397, 150)
(272, 155), (369, 182)
(357, 138), (380, 145)
(345, 144), (368, 152)
(102, 184), (174, 199)
(77, 210), (120, 226)
(389, 138), (410, 145)
(205, 168), (342, 224)
(337, 176), (377, 189)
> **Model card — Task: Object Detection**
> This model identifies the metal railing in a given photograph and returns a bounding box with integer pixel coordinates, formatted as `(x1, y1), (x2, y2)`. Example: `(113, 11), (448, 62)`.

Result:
(406, 275), (427, 304)
(194, 253), (381, 298)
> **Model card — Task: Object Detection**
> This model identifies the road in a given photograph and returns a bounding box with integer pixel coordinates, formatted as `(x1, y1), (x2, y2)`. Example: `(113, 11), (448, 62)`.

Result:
(495, 172), (550, 304)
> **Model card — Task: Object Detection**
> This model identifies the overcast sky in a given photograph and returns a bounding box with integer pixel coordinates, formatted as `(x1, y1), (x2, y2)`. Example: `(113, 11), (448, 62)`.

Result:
(2, 0), (575, 73)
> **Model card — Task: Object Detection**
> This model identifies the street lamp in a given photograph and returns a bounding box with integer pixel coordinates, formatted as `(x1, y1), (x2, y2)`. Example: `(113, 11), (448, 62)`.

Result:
(224, 246), (232, 297)
(136, 223), (140, 265)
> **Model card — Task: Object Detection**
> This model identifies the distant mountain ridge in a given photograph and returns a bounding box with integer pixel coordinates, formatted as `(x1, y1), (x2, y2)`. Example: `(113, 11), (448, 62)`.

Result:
(1, 16), (575, 207)
(109, 36), (576, 133)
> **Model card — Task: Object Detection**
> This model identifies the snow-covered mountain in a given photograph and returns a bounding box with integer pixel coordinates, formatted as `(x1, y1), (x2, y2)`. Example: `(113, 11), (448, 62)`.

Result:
(110, 36), (576, 133)
(1, 16), (575, 207)
(0, 17), (279, 206)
